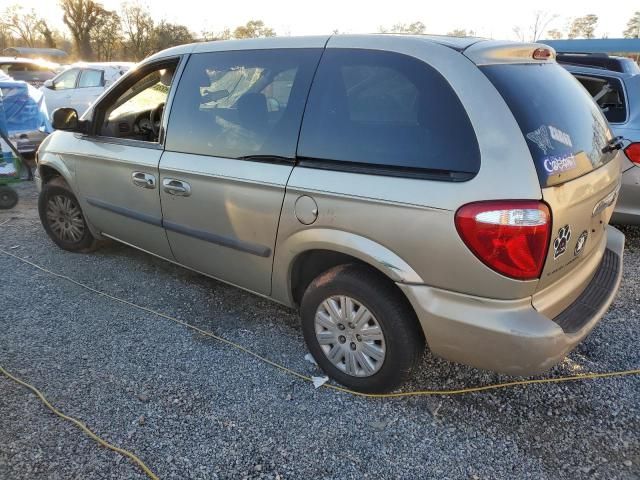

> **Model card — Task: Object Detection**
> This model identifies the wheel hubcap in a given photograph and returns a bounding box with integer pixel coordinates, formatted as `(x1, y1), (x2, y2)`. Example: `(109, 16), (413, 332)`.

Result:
(46, 195), (85, 243)
(314, 295), (386, 377)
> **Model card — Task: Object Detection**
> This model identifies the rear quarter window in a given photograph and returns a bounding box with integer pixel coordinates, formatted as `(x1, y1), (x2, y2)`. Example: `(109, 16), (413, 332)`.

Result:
(482, 63), (614, 187)
(297, 49), (480, 181)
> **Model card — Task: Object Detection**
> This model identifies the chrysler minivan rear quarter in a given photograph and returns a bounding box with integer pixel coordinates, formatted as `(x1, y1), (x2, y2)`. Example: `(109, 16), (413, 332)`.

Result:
(36, 35), (624, 393)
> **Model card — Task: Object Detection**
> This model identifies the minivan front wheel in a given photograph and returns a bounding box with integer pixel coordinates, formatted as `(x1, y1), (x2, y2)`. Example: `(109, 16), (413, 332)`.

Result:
(300, 264), (424, 393)
(38, 180), (97, 252)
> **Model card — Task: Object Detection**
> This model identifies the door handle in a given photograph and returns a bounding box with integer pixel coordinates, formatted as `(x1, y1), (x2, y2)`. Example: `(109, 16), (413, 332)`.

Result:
(162, 178), (191, 197)
(132, 171), (156, 189)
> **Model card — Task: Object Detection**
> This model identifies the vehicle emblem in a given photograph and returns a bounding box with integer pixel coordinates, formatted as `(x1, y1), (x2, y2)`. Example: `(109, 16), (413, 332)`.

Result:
(526, 125), (554, 154)
(553, 225), (571, 259)
(592, 187), (619, 217)
(574, 230), (588, 256)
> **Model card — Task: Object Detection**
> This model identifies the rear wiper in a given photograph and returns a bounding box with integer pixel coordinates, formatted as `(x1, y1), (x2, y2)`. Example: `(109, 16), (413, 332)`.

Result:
(601, 136), (625, 154)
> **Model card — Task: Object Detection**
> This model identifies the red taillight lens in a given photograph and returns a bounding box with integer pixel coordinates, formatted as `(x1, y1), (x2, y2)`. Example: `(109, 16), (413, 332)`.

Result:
(624, 142), (640, 165)
(455, 201), (551, 280)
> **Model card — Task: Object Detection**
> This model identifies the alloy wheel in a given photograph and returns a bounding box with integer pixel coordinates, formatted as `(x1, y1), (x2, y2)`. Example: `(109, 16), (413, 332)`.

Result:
(314, 295), (386, 377)
(46, 194), (85, 243)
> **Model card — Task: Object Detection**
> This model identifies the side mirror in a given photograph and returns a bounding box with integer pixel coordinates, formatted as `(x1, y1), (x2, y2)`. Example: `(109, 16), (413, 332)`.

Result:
(43, 79), (54, 89)
(52, 108), (88, 133)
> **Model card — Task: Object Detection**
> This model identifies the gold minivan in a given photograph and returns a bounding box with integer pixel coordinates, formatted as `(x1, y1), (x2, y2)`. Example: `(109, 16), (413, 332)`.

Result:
(35, 35), (625, 392)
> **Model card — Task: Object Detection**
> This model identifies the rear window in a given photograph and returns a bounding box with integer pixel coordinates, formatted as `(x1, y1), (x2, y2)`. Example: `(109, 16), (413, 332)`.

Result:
(573, 74), (626, 123)
(482, 63), (614, 187)
(297, 49), (480, 181)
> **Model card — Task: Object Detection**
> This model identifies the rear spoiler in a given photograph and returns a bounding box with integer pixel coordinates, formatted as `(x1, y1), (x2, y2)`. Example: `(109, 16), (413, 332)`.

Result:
(463, 40), (556, 66)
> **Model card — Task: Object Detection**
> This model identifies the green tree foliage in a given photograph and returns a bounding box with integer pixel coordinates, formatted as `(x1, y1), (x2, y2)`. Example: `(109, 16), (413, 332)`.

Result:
(154, 21), (195, 52)
(379, 21), (426, 34)
(60, 0), (109, 60)
(623, 11), (640, 38)
(447, 28), (475, 37)
(2, 5), (42, 48)
(568, 14), (598, 39)
(91, 10), (121, 61)
(120, 2), (155, 61)
(546, 28), (563, 40)
(37, 20), (57, 48)
(232, 20), (276, 39)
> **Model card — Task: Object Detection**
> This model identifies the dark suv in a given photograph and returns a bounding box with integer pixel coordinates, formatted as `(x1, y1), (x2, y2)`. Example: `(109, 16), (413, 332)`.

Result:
(0, 57), (57, 87)
(557, 52), (640, 75)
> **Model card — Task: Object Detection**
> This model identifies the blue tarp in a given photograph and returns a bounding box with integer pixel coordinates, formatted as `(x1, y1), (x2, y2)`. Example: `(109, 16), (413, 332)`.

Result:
(540, 38), (640, 54)
(0, 79), (51, 138)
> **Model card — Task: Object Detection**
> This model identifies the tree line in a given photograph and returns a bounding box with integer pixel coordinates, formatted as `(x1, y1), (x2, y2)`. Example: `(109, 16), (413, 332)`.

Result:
(2, 2), (640, 63)
(0, 0), (276, 61)
(378, 11), (640, 42)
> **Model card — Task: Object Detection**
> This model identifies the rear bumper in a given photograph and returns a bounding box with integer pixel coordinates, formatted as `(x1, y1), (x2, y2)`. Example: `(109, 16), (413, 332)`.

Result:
(399, 226), (625, 375)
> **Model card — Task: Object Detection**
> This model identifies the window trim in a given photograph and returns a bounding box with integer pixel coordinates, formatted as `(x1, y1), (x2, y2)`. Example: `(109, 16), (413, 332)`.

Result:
(53, 68), (81, 91)
(297, 157), (475, 181)
(84, 55), (187, 149)
(573, 72), (629, 125)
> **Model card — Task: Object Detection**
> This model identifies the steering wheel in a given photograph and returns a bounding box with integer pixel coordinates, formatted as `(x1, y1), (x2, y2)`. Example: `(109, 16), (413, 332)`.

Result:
(150, 103), (165, 137)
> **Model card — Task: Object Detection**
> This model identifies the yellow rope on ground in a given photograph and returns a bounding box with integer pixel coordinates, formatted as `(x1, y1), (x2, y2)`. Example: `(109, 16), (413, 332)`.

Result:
(1, 247), (639, 478)
(0, 365), (159, 480)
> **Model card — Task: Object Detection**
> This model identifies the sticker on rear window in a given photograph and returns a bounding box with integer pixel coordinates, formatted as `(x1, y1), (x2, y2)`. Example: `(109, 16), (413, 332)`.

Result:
(526, 125), (554, 154)
(543, 154), (577, 175)
(548, 125), (573, 148)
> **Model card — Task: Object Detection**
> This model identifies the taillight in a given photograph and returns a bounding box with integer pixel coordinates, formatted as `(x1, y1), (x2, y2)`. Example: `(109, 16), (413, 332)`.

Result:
(455, 201), (551, 280)
(624, 142), (640, 165)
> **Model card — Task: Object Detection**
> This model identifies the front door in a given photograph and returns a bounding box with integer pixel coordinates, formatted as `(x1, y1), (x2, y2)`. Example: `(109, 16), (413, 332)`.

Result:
(73, 58), (181, 258)
(159, 47), (323, 294)
(44, 68), (80, 113)
(71, 68), (107, 115)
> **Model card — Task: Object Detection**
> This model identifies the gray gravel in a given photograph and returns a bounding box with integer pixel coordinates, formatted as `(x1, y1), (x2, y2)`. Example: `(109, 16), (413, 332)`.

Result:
(1, 181), (639, 479)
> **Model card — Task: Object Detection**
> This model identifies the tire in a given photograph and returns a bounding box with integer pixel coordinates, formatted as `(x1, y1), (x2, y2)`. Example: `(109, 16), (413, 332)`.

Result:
(300, 264), (425, 393)
(0, 186), (18, 209)
(38, 178), (98, 252)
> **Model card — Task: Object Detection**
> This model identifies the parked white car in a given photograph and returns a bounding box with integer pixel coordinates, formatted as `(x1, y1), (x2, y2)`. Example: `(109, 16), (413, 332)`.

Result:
(40, 63), (133, 116)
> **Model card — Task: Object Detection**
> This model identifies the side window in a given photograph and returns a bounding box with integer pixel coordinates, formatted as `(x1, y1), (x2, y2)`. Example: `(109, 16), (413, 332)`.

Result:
(78, 69), (104, 88)
(165, 48), (323, 159)
(575, 74), (627, 124)
(25, 63), (49, 72)
(298, 49), (480, 178)
(95, 60), (178, 143)
(54, 68), (79, 90)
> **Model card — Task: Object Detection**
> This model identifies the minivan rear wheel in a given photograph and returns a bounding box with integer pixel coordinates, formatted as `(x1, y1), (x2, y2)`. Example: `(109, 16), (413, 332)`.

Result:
(300, 264), (424, 393)
(38, 179), (98, 252)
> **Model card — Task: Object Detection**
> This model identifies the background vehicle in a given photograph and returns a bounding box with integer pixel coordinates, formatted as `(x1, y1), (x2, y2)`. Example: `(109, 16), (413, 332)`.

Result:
(0, 57), (57, 87)
(35, 36), (625, 393)
(41, 63), (133, 116)
(0, 78), (51, 157)
(557, 52), (640, 75)
(559, 56), (640, 225)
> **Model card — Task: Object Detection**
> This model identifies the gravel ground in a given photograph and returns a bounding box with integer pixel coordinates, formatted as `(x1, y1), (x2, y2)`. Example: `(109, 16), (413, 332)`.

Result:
(0, 181), (638, 480)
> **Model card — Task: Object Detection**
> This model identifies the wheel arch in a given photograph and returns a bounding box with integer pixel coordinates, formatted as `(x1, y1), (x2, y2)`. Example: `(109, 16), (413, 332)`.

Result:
(271, 228), (424, 307)
(38, 154), (74, 189)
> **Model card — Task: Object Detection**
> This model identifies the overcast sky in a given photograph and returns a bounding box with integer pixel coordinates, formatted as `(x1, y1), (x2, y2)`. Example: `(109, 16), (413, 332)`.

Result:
(2, 0), (637, 40)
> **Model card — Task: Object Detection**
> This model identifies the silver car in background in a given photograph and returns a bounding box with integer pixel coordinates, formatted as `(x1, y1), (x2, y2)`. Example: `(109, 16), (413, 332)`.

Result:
(562, 60), (640, 225)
